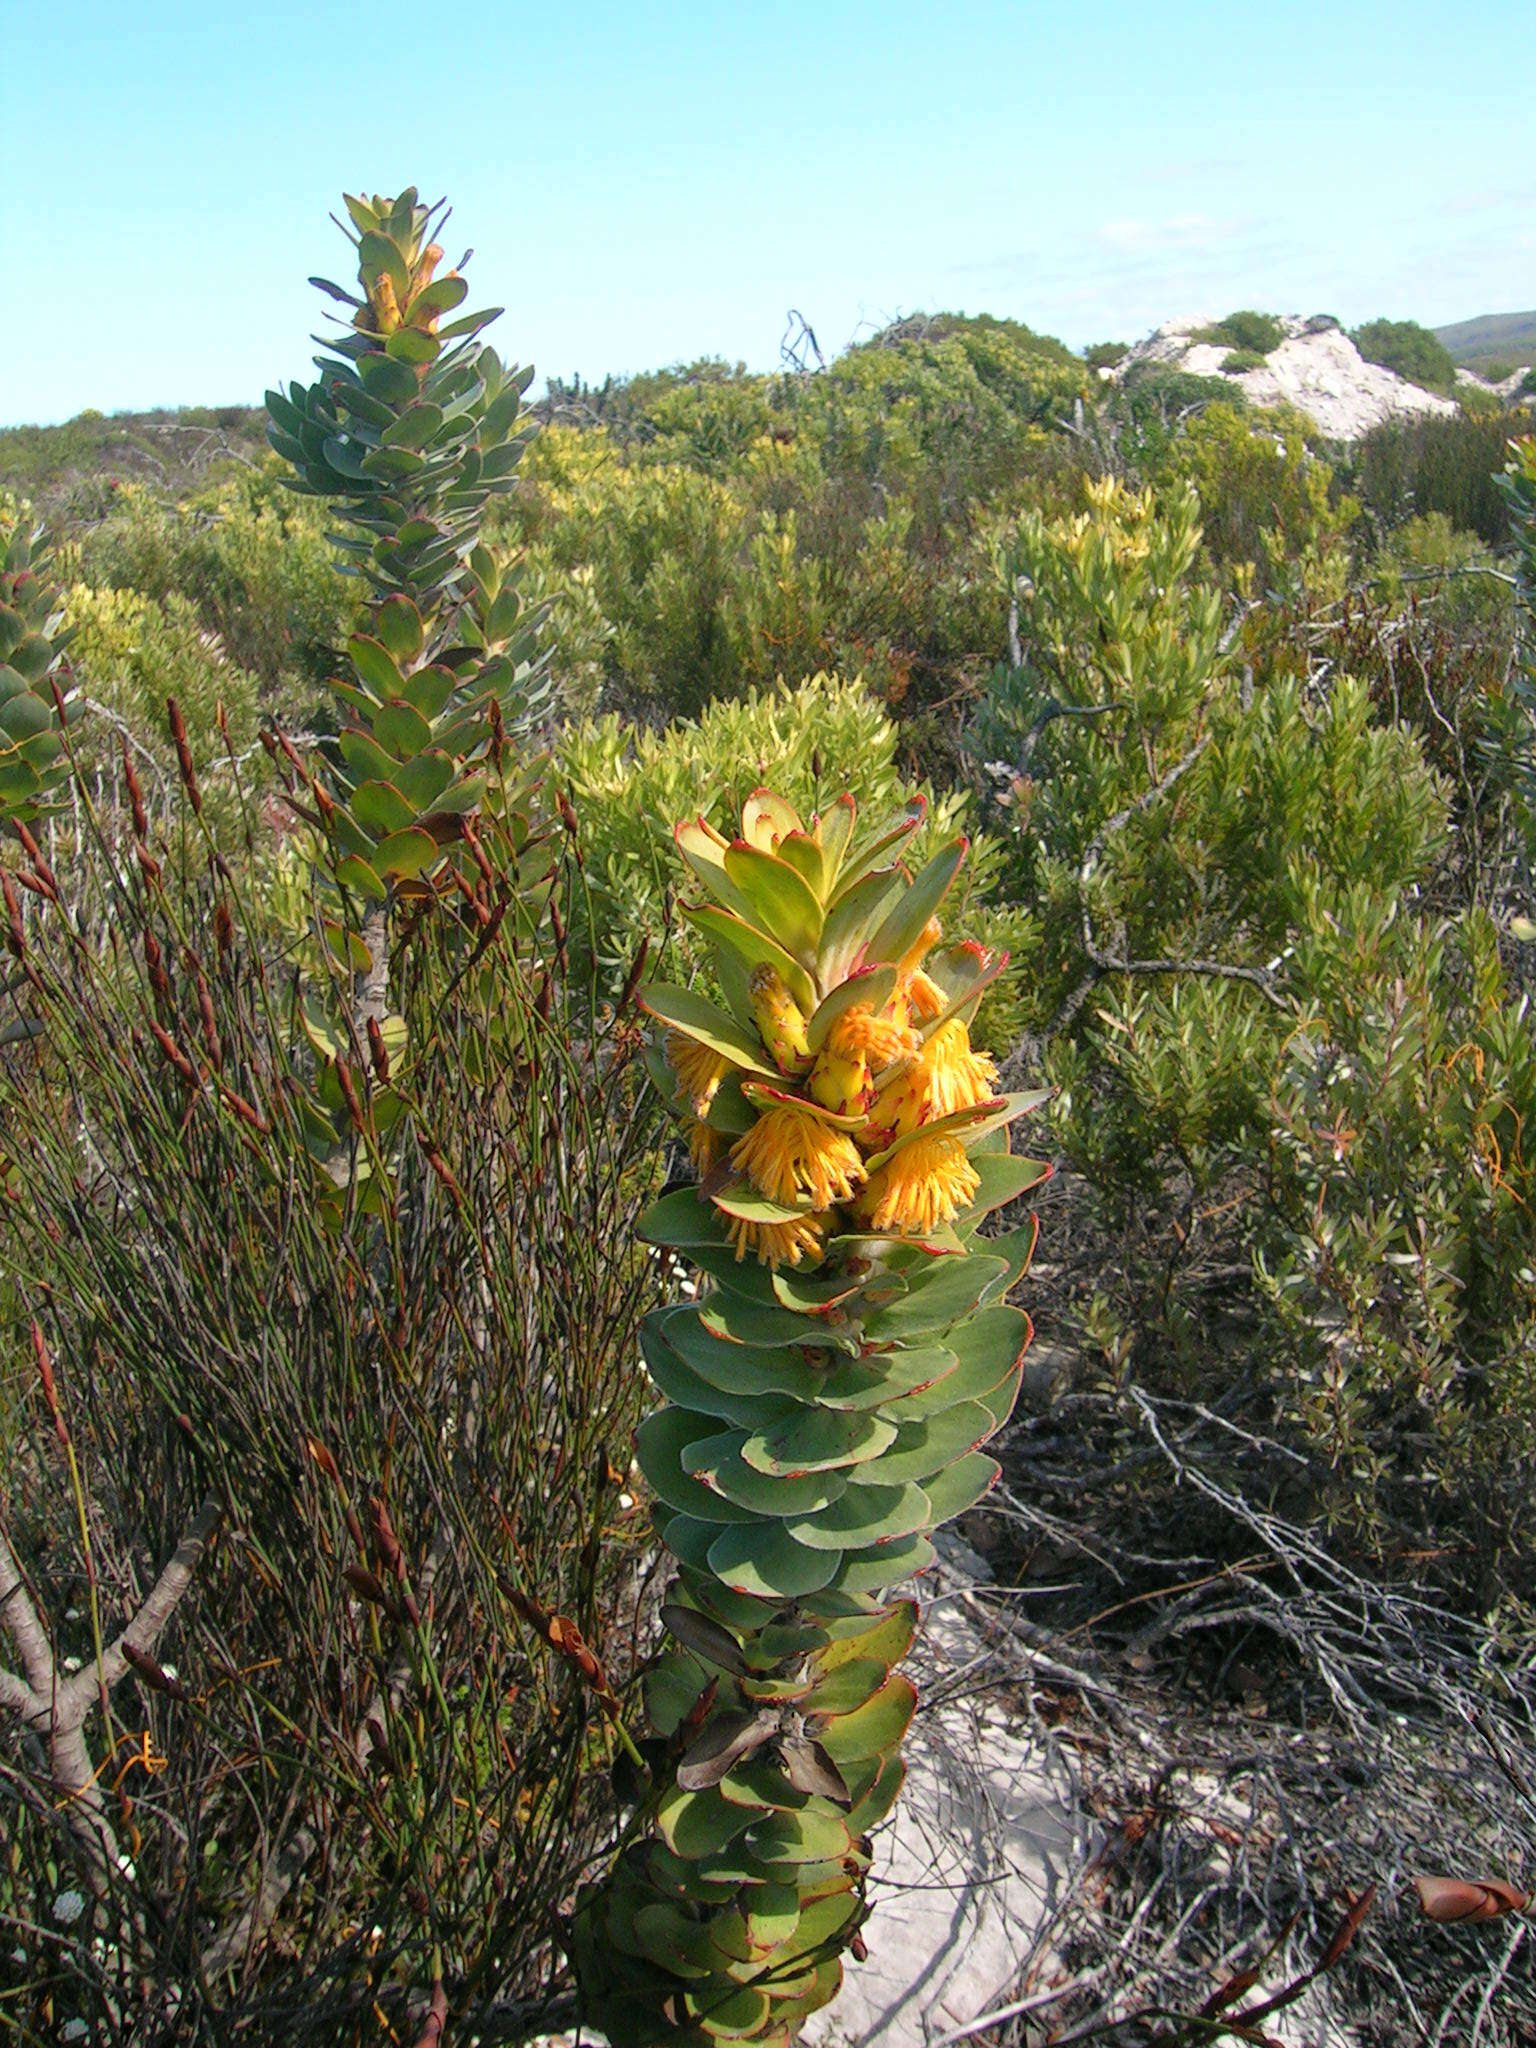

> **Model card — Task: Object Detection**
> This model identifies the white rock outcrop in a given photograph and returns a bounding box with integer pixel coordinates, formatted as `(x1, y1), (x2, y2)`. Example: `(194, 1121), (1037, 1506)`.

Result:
(1456, 363), (1531, 402)
(1116, 315), (1459, 441)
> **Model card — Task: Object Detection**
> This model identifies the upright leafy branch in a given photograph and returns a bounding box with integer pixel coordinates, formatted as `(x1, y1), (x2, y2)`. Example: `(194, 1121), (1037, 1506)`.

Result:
(265, 188), (554, 1027)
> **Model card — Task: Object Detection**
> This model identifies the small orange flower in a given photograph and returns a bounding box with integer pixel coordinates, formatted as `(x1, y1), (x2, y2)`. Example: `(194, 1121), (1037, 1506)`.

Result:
(873, 1018), (997, 1143)
(723, 1209), (828, 1268)
(731, 1103), (865, 1210)
(900, 968), (947, 1024)
(666, 1030), (730, 1118)
(826, 1003), (917, 1069)
(858, 1134), (980, 1236)
(896, 916), (943, 979)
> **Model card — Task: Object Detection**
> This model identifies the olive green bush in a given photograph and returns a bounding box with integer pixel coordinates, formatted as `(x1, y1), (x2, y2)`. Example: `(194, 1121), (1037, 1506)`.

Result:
(1351, 316), (1458, 395)
(1259, 908), (1536, 1573)
(977, 469), (1536, 1572)
(1345, 404), (1536, 547)
(1151, 399), (1357, 588)
(503, 315), (1082, 728)
(1193, 309), (1284, 356)
(76, 466), (346, 709)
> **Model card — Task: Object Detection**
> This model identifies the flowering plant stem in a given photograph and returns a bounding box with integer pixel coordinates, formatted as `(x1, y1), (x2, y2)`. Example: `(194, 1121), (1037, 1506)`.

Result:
(574, 788), (1049, 2046)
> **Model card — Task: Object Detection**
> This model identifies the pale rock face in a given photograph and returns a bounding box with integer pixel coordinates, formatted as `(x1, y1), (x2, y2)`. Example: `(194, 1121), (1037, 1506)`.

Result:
(1117, 314), (1459, 441)
(1456, 363), (1532, 401)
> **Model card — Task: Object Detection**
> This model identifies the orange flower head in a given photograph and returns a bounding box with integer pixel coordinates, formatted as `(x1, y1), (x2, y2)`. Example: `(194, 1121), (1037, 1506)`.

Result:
(666, 1029), (729, 1119)
(826, 1002), (918, 1070)
(858, 1134), (980, 1236)
(723, 1209), (827, 1268)
(730, 1102), (865, 1210)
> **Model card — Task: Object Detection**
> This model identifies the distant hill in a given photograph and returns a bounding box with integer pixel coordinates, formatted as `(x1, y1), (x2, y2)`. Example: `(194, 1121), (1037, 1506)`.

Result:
(1434, 311), (1536, 375)
(0, 405), (265, 516)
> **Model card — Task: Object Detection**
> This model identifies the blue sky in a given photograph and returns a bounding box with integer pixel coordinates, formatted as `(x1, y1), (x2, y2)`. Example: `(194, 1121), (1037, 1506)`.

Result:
(4, 1), (1533, 427)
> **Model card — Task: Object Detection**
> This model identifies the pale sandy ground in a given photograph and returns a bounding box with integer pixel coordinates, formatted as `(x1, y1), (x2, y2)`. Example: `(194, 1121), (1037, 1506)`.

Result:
(801, 1544), (1078, 2047)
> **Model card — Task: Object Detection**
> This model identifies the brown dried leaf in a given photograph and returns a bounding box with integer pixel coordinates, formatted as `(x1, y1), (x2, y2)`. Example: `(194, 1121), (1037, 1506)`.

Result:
(777, 1735), (852, 1806)
(676, 1709), (777, 1791)
(1414, 1875), (1529, 1924)
(660, 1600), (749, 1678)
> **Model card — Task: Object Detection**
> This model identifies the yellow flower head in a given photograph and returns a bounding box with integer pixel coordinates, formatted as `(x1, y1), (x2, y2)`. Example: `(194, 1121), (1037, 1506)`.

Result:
(858, 1134), (980, 1237)
(826, 1003), (918, 1070)
(901, 968), (948, 1024)
(723, 1209), (827, 1268)
(749, 964), (811, 1075)
(871, 1018), (998, 1145)
(666, 1029), (730, 1119)
(731, 1102), (865, 1211)
(917, 1019), (998, 1119)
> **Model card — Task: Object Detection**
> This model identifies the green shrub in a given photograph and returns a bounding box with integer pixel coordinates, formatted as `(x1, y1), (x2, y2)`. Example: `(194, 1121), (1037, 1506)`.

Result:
(507, 410), (1024, 730)
(1153, 400), (1357, 586)
(559, 670), (1036, 1045)
(1352, 316), (1458, 395)
(1194, 309), (1283, 356)
(972, 475), (1536, 1576)
(1345, 404), (1536, 546)
(1085, 340), (1129, 371)
(65, 581), (261, 750)
(1103, 364), (1249, 473)
(1220, 348), (1266, 375)
(1259, 910), (1536, 1573)
(77, 467), (346, 712)
(0, 406), (267, 515)
(1456, 379), (1508, 420)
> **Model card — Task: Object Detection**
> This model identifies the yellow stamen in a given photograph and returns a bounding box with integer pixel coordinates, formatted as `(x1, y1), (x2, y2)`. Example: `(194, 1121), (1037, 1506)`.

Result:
(826, 1002), (917, 1068)
(916, 1019), (997, 1119)
(896, 916), (943, 979)
(722, 1209), (827, 1268)
(730, 1103), (864, 1210)
(859, 1134), (980, 1236)
(666, 1030), (730, 1118)
(873, 1017), (997, 1143)
(902, 968), (947, 1023)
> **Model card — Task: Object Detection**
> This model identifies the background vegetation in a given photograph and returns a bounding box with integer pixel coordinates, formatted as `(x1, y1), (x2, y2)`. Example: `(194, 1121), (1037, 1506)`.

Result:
(3, 293), (1535, 2042)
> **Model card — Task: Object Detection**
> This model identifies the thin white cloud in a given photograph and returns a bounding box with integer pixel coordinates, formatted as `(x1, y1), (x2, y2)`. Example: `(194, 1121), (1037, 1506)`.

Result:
(1442, 184), (1536, 219)
(1093, 213), (1246, 256)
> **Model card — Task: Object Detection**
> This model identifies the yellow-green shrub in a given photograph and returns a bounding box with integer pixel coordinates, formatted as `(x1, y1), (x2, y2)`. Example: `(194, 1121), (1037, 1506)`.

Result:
(559, 671), (1035, 1045)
